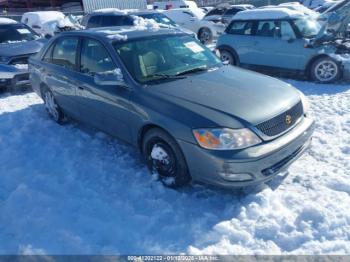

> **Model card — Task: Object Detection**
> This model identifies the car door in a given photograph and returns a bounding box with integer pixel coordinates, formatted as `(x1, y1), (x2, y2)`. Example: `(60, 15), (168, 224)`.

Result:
(249, 20), (306, 70)
(73, 37), (133, 143)
(223, 20), (256, 65)
(41, 36), (81, 118)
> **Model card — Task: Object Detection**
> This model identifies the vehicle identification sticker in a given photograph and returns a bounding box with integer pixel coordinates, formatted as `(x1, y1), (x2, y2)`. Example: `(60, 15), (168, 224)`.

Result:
(17, 28), (31, 34)
(184, 41), (204, 53)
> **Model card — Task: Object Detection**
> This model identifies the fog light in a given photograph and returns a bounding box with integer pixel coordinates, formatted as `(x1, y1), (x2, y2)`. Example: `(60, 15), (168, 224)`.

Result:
(219, 172), (253, 182)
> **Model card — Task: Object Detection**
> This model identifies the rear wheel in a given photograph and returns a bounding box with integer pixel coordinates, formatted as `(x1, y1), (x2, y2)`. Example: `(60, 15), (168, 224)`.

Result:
(219, 49), (236, 65)
(142, 128), (191, 188)
(42, 88), (65, 123)
(310, 57), (341, 83)
(198, 27), (213, 44)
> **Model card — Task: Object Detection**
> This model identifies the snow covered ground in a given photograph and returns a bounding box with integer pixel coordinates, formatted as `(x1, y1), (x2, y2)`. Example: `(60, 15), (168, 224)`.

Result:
(0, 79), (349, 255)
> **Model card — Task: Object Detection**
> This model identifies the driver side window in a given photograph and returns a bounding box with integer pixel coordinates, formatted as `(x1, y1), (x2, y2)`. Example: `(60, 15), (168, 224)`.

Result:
(80, 39), (117, 75)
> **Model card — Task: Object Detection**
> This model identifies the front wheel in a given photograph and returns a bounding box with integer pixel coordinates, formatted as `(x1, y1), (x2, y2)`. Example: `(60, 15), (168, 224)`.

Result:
(219, 49), (236, 65)
(142, 128), (191, 188)
(310, 57), (341, 83)
(42, 88), (65, 123)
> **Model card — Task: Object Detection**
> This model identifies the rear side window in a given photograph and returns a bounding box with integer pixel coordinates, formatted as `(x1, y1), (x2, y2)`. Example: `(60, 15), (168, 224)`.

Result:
(100, 15), (134, 27)
(256, 20), (279, 37)
(205, 8), (226, 17)
(227, 21), (253, 35)
(80, 39), (116, 75)
(52, 37), (78, 70)
(87, 16), (101, 28)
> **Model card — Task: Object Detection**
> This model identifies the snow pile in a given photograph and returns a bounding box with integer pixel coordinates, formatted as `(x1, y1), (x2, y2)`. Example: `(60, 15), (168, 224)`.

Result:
(41, 15), (83, 37)
(93, 8), (128, 15)
(132, 16), (160, 30)
(0, 79), (349, 254)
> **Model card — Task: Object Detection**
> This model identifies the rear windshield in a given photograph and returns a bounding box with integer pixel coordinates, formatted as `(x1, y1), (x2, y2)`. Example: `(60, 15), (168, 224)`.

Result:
(92, 15), (134, 28)
(0, 23), (40, 44)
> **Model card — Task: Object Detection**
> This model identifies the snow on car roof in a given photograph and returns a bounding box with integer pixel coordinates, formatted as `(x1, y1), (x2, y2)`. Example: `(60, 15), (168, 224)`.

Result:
(233, 7), (305, 20)
(92, 8), (128, 15)
(0, 18), (18, 25)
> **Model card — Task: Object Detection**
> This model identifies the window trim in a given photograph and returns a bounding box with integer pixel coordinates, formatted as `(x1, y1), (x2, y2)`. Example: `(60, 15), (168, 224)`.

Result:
(47, 36), (80, 71)
(78, 36), (118, 76)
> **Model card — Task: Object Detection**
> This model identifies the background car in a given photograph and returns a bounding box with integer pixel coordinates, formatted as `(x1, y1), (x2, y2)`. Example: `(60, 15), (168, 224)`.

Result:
(163, 8), (225, 44)
(29, 27), (313, 189)
(216, 7), (350, 83)
(221, 4), (254, 25)
(0, 18), (45, 91)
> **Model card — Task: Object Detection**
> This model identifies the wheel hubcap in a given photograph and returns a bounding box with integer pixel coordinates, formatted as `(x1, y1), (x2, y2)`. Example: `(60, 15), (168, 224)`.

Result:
(200, 30), (210, 43)
(315, 60), (338, 82)
(149, 143), (176, 185)
(44, 91), (59, 121)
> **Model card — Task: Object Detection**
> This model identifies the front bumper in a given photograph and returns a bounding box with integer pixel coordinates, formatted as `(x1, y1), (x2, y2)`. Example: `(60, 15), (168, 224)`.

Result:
(0, 64), (30, 89)
(178, 117), (315, 188)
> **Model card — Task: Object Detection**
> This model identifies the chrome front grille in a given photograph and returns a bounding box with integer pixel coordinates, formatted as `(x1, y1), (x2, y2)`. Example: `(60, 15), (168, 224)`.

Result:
(255, 101), (304, 137)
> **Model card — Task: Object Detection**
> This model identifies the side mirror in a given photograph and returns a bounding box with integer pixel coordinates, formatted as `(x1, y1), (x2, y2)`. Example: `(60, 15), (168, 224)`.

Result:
(281, 35), (295, 43)
(94, 68), (126, 86)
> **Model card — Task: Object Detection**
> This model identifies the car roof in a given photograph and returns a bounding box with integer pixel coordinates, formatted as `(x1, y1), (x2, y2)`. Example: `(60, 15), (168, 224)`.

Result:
(233, 7), (305, 20)
(88, 8), (161, 16)
(60, 26), (186, 42)
(0, 18), (18, 25)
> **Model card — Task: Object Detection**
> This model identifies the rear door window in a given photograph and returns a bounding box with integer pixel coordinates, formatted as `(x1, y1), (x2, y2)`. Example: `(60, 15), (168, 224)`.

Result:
(52, 37), (79, 70)
(256, 20), (280, 37)
(227, 21), (253, 35)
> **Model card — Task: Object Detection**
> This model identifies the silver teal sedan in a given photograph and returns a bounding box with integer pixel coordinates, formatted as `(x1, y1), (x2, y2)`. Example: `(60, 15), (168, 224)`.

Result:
(29, 27), (314, 189)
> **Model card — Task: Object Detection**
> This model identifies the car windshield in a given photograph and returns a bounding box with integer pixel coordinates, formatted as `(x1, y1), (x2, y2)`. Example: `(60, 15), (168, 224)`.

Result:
(294, 18), (322, 38)
(114, 35), (221, 84)
(138, 13), (177, 26)
(0, 23), (40, 44)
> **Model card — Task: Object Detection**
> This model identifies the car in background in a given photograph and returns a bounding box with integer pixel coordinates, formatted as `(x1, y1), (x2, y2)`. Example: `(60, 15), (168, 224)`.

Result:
(22, 11), (82, 38)
(217, 7), (350, 83)
(204, 4), (254, 24)
(22, 11), (65, 35)
(29, 27), (314, 189)
(153, 0), (198, 10)
(221, 5), (254, 24)
(0, 18), (45, 90)
(201, 6), (214, 13)
(163, 8), (225, 44)
(82, 9), (175, 29)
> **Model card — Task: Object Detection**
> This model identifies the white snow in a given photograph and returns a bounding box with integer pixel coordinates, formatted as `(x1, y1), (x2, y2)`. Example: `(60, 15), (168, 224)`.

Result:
(0, 18), (17, 25)
(233, 8), (306, 20)
(93, 8), (128, 15)
(0, 79), (349, 254)
(151, 145), (169, 162)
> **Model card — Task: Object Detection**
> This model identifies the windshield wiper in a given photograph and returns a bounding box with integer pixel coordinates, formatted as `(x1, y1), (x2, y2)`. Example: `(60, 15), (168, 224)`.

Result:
(144, 73), (186, 84)
(175, 66), (209, 76)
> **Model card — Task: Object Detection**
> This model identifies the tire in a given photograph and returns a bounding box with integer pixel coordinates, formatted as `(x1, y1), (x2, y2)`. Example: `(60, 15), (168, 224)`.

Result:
(42, 87), (65, 124)
(219, 49), (236, 66)
(198, 27), (213, 45)
(310, 57), (341, 83)
(142, 128), (191, 188)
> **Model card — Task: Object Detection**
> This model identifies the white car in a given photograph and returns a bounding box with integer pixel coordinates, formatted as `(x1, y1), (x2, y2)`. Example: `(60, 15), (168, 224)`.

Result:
(259, 2), (319, 18)
(153, 0), (198, 10)
(21, 11), (82, 38)
(21, 11), (65, 35)
(163, 8), (225, 44)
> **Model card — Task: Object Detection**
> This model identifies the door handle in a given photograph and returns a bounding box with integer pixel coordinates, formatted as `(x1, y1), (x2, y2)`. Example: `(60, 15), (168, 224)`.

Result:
(78, 86), (84, 90)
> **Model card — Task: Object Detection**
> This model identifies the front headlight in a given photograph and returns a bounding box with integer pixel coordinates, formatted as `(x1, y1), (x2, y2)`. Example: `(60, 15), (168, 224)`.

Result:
(297, 90), (310, 113)
(193, 128), (262, 150)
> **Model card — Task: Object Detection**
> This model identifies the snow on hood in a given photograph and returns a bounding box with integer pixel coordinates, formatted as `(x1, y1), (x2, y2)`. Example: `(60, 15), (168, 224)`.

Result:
(0, 39), (45, 57)
(0, 18), (17, 25)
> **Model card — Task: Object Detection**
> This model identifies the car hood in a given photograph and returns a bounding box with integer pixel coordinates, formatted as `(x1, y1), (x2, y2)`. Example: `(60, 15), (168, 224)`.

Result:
(149, 66), (301, 126)
(0, 39), (46, 57)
